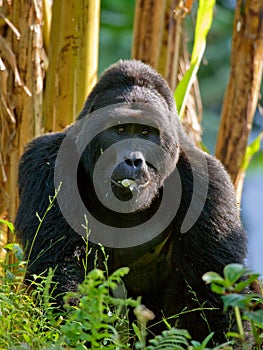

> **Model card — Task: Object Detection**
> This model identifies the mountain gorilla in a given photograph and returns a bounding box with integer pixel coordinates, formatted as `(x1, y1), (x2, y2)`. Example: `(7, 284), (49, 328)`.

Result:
(15, 60), (247, 344)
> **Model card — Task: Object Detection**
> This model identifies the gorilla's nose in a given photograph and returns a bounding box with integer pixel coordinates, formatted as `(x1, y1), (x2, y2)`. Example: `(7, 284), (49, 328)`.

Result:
(125, 157), (143, 169)
(124, 151), (145, 169)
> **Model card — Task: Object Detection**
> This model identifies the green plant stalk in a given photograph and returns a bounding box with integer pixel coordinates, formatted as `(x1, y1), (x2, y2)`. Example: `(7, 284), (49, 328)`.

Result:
(100, 244), (109, 281)
(26, 183), (62, 268)
(186, 280), (213, 339)
(100, 244), (111, 311)
(81, 214), (90, 280)
(140, 320), (147, 349)
(234, 306), (244, 341)
(251, 321), (260, 347)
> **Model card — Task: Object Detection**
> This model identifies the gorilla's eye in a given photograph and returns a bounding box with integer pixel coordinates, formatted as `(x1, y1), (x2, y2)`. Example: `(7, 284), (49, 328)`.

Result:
(116, 125), (126, 134)
(140, 128), (150, 136)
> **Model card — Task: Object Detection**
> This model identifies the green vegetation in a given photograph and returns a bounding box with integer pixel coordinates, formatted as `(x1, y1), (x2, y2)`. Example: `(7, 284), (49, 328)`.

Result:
(203, 264), (263, 349)
(0, 219), (262, 349)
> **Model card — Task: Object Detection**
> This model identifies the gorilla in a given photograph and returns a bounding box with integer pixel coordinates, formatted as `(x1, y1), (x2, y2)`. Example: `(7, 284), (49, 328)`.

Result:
(15, 60), (247, 344)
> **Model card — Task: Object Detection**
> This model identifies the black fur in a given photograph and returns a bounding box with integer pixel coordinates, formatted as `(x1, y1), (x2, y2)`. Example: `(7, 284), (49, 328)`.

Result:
(15, 60), (247, 344)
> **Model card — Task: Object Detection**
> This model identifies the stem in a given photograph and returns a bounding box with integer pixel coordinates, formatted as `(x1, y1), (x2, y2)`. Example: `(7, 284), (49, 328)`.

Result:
(140, 320), (147, 349)
(82, 214), (90, 280)
(26, 183), (62, 268)
(251, 321), (260, 347)
(234, 306), (244, 341)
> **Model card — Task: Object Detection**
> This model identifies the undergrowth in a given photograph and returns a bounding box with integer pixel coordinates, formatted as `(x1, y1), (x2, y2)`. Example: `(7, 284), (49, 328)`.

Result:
(0, 219), (263, 349)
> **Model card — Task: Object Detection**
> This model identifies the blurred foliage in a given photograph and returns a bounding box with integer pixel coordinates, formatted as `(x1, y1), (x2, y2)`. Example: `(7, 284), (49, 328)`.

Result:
(198, 4), (234, 108)
(99, 0), (135, 73)
(199, 3), (234, 153)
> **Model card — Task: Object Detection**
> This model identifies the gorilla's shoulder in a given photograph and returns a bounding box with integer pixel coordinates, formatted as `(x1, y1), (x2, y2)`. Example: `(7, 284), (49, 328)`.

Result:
(20, 132), (65, 164)
(17, 132), (65, 195)
(15, 132), (66, 239)
(199, 150), (240, 218)
(205, 152), (235, 192)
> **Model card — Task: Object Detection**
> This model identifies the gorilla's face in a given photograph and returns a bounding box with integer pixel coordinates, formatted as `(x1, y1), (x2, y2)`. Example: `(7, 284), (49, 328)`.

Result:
(76, 104), (180, 218)
(100, 123), (161, 210)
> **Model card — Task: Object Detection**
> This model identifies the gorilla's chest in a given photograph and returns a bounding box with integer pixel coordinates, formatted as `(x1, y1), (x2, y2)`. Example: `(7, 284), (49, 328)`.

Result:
(108, 232), (174, 295)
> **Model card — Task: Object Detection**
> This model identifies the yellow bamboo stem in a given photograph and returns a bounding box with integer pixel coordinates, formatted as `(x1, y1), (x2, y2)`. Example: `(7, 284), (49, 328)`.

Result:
(43, 0), (52, 50)
(43, 0), (100, 132)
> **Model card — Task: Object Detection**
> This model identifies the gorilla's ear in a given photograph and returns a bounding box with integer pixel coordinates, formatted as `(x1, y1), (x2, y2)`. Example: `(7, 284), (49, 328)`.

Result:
(78, 60), (177, 118)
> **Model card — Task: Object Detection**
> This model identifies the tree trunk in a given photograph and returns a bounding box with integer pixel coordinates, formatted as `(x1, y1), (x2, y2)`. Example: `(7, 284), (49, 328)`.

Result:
(132, 0), (166, 69)
(1, 1), (45, 222)
(215, 0), (263, 201)
(0, 1), (45, 258)
(132, 0), (202, 146)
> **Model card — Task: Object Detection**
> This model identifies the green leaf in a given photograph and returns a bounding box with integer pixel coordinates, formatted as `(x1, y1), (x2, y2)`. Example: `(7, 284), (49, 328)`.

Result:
(174, 0), (216, 118)
(234, 273), (261, 292)
(111, 266), (129, 278)
(147, 328), (190, 349)
(0, 219), (14, 232)
(223, 264), (247, 284)
(211, 284), (226, 295)
(132, 322), (141, 342)
(4, 243), (24, 260)
(221, 293), (251, 310)
(241, 132), (263, 171)
(191, 0), (215, 65)
(200, 142), (210, 153)
(202, 271), (225, 284)
(174, 64), (200, 119)
(243, 310), (263, 328)
(199, 332), (214, 347)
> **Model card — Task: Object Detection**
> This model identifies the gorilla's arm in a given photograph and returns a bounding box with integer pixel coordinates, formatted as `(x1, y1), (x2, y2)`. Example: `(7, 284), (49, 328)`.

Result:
(173, 146), (246, 286)
(167, 148), (247, 341)
(15, 133), (65, 250)
(15, 133), (86, 301)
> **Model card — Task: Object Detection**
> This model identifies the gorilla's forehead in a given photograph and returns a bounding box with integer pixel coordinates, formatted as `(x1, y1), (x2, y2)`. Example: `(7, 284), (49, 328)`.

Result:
(79, 103), (178, 137)
(71, 102), (180, 158)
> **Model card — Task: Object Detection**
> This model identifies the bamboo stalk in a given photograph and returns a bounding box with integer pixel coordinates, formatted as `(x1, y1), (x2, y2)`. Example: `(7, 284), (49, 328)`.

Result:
(43, 0), (52, 50)
(43, 0), (100, 132)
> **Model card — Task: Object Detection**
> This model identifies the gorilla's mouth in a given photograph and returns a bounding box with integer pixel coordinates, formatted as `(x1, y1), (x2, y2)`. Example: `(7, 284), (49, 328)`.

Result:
(112, 178), (136, 190)
(111, 178), (149, 191)
(111, 177), (150, 201)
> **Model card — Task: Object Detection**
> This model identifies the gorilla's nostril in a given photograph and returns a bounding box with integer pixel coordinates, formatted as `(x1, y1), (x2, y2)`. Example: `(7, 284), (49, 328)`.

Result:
(125, 158), (143, 168)
(134, 159), (143, 167)
(125, 159), (133, 167)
